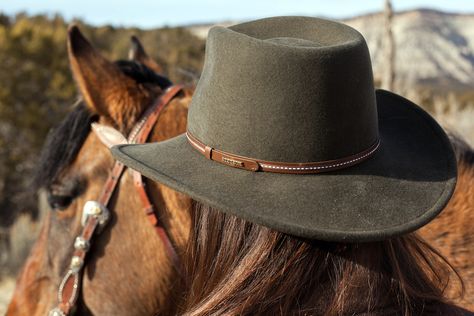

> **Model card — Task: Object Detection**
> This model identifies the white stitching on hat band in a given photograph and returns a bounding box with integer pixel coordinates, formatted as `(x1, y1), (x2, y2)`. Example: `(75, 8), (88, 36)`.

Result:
(186, 131), (380, 174)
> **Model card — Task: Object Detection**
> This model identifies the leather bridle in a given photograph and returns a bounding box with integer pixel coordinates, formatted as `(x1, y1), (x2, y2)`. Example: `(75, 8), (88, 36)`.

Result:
(49, 85), (184, 316)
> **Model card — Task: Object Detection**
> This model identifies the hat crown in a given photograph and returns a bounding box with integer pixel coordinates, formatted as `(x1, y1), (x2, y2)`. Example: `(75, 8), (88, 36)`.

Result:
(188, 16), (379, 162)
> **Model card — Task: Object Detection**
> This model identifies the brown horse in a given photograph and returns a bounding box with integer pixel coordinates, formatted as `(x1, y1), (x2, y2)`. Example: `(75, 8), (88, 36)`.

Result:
(7, 26), (193, 315)
(7, 26), (474, 314)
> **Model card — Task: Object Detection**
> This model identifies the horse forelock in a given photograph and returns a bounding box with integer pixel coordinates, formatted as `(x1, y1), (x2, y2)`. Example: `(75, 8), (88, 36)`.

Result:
(34, 101), (93, 190)
(34, 61), (169, 190)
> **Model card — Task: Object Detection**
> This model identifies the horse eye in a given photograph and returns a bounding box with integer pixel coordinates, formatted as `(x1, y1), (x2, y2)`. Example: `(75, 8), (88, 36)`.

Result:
(47, 178), (83, 211)
(47, 193), (74, 211)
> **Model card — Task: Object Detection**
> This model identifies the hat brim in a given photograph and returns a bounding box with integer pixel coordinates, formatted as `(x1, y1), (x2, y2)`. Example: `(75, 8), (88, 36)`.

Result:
(111, 90), (457, 242)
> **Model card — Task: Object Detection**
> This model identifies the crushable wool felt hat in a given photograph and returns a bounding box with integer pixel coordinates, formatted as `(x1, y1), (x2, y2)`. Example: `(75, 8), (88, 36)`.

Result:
(111, 16), (457, 242)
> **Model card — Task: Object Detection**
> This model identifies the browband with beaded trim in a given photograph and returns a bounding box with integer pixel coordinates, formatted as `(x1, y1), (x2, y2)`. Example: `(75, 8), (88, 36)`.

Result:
(186, 131), (380, 174)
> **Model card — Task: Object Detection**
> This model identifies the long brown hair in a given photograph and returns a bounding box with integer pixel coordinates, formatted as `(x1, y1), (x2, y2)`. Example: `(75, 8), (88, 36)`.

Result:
(180, 203), (464, 316)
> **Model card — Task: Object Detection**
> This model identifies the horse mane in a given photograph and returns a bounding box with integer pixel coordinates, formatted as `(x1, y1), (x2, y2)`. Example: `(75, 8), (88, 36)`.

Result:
(115, 60), (172, 88)
(34, 60), (170, 189)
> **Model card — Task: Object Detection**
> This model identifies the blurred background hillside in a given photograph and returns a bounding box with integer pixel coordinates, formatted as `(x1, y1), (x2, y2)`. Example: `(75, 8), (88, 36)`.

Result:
(0, 0), (473, 312)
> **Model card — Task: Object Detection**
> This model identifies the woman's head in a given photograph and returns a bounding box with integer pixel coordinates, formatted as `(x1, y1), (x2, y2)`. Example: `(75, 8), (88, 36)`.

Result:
(181, 203), (462, 316)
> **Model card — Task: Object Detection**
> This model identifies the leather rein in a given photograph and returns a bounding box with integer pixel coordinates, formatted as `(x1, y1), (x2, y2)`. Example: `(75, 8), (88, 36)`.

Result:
(49, 85), (184, 316)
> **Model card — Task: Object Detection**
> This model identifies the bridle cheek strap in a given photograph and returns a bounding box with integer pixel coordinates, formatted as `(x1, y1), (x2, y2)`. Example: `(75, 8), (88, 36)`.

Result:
(128, 85), (183, 266)
(49, 85), (183, 316)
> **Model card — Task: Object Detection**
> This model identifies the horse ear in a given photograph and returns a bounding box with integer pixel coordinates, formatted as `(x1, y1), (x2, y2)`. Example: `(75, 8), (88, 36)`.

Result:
(67, 25), (151, 130)
(129, 35), (164, 74)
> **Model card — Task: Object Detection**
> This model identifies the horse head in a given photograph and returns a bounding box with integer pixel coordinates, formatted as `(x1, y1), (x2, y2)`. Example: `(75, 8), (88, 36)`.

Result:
(7, 26), (193, 315)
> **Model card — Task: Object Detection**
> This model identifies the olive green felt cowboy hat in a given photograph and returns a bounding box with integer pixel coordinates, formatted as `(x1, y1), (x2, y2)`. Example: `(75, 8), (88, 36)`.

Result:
(111, 16), (457, 242)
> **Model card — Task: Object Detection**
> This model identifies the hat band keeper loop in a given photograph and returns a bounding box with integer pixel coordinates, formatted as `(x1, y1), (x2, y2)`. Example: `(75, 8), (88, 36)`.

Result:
(186, 131), (380, 174)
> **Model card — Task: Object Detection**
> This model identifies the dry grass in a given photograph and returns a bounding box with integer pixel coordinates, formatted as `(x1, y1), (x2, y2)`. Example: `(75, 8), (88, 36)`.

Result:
(432, 94), (474, 147)
(0, 191), (47, 278)
(3, 214), (41, 275)
(0, 277), (15, 315)
(0, 214), (41, 312)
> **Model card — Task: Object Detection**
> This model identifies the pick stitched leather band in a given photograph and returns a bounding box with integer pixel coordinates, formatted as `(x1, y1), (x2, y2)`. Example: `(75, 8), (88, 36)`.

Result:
(186, 131), (380, 174)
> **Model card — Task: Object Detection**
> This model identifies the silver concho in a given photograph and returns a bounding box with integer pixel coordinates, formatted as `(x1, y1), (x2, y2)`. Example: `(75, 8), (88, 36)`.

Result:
(74, 236), (90, 251)
(48, 307), (66, 316)
(69, 256), (84, 273)
(81, 200), (110, 232)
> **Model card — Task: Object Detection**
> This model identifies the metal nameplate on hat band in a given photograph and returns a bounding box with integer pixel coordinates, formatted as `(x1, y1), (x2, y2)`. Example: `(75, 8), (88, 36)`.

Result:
(186, 131), (380, 174)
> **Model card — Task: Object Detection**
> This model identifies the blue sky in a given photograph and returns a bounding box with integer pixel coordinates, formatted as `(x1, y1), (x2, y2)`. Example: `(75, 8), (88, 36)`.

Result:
(2, 0), (474, 28)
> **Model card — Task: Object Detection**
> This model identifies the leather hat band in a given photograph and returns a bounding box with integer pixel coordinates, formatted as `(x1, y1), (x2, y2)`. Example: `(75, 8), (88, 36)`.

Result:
(186, 131), (380, 174)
